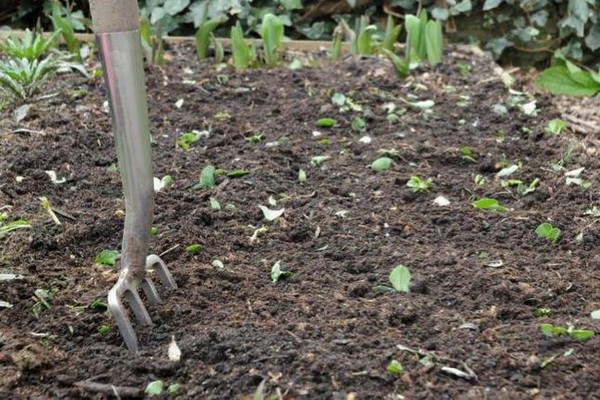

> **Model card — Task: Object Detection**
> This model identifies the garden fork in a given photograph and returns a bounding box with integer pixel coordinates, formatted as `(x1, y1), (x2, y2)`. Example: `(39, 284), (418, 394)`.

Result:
(89, 0), (177, 351)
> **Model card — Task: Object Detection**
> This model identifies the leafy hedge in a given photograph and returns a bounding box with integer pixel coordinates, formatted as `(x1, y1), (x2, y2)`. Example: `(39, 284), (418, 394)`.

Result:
(7, 0), (600, 64)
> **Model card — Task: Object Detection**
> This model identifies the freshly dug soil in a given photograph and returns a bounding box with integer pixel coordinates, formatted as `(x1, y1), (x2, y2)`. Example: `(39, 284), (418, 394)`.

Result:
(1, 43), (600, 399)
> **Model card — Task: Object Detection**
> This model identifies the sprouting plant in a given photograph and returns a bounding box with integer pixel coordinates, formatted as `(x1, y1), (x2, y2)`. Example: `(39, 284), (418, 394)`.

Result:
(246, 133), (264, 143)
(214, 111), (231, 121)
(535, 308), (551, 317)
(546, 119), (567, 135)
(32, 288), (53, 317)
(186, 244), (202, 254)
(338, 16), (378, 56)
(406, 175), (433, 192)
(40, 196), (61, 225)
(551, 144), (575, 171)
(49, 0), (83, 60)
(0, 29), (61, 61)
(472, 198), (509, 213)
(351, 116), (367, 132)
(389, 265), (411, 292)
(405, 10), (443, 66)
(231, 21), (256, 70)
(382, 15), (402, 52)
(0, 206), (31, 237)
(535, 222), (561, 244)
(387, 359), (404, 375)
(261, 13), (285, 67)
(330, 24), (343, 61)
(140, 16), (165, 65)
(258, 205), (285, 221)
(298, 169), (307, 184)
(194, 165), (216, 189)
(0, 57), (59, 100)
(176, 131), (203, 151)
(310, 155), (330, 166)
(195, 5), (227, 60)
(94, 250), (120, 267)
(381, 48), (410, 78)
(316, 117), (337, 128)
(541, 323), (595, 340)
(271, 261), (292, 283)
(371, 157), (393, 172)
(460, 146), (478, 162)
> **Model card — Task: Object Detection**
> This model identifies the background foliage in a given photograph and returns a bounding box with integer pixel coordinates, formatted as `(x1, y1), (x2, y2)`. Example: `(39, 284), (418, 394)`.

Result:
(1, 0), (599, 65)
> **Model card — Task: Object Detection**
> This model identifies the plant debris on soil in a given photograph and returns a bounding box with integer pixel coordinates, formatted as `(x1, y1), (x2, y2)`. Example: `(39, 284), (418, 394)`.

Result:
(1, 43), (600, 399)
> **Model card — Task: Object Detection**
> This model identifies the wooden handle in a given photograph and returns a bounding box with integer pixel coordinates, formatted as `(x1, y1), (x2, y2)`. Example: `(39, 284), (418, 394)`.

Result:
(89, 0), (140, 33)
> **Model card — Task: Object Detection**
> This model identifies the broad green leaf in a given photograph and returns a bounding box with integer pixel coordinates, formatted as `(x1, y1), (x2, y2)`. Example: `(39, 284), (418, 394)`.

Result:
(371, 157), (393, 172)
(472, 198), (508, 213)
(570, 329), (595, 340)
(536, 65), (600, 97)
(425, 20), (443, 66)
(546, 119), (567, 135)
(145, 380), (164, 396)
(199, 165), (216, 189)
(316, 118), (337, 128)
(389, 265), (411, 293)
(535, 223), (560, 244)
(94, 250), (119, 267)
(167, 383), (184, 395)
(387, 359), (404, 375)
(186, 243), (202, 254)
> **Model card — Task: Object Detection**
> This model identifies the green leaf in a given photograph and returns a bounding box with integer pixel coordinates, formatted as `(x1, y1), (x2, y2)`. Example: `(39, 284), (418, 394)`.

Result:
(94, 250), (120, 267)
(371, 157), (393, 172)
(472, 198), (509, 213)
(195, 16), (226, 59)
(261, 13), (284, 67)
(163, 0), (190, 15)
(226, 170), (249, 178)
(271, 261), (292, 283)
(381, 48), (410, 78)
(316, 118), (337, 128)
(209, 197), (221, 210)
(231, 21), (252, 70)
(145, 380), (164, 396)
(535, 223), (560, 244)
(536, 65), (600, 97)
(591, 310), (600, 319)
(545, 119), (567, 135)
(167, 383), (184, 395)
(425, 20), (443, 66)
(569, 329), (595, 340)
(176, 131), (202, 150)
(483, 0), (504, 11)
(198, 165), (216, 189)
(389, 265), (411, 293)
(186, 244), (202, 254)
(387, 359), (404, 375)
(298, 169), (307, 184)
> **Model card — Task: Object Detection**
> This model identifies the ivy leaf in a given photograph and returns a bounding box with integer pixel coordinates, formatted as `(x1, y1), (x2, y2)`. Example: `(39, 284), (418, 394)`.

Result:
(585, 24), (600, 51)
(483, 0), (503, 11)
(163, 0), (191, 16)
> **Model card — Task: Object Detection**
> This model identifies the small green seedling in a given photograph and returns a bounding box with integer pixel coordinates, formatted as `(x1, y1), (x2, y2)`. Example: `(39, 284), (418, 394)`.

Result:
(186, 244), (202, 254)
(351, 117), (367, 132)
(382, 15), (402, 51)
(95, 250), (120, 267)
(546, 119), (567, 135)
(98, 324), (111, 334)
(271, 261), (292, 283)
(459, 146), (477, 162)
(0, 57), (59, 100)
(298, 169), (307, 184)
(167, 383), (184, 395)
(39, 196), (60, 225)
(310, 155), (330, 167)
(0, 210), (31, 237)
(209, 197), (221, 210)
(194, 165), (216, 189)
(176, 131), (203, 151)
(32, 288), (53, 317)
(541, 323), (595, 340)
(535, 222), (560, 244)
(316, 118), (337, 128)
(389, 264), (411, 293)
(406, 176), (432, 192)
(226, 169), (249, 178)
(371, 157), (393, 172)
(153, 175), (174, 192)
(551, 144), (575, 171)
(387, 359), (404, 375)
(472, 198), (509, 213)
(535, 308), (551, 317)
(145, 380), (164, 396)
(330, 25), (343, 60)
(140, 16), (165, 65)
(246, 133), (264, 143)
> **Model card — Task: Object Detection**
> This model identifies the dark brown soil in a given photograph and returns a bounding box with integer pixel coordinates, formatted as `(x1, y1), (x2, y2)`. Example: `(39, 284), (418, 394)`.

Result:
(1, 44), (600, 399)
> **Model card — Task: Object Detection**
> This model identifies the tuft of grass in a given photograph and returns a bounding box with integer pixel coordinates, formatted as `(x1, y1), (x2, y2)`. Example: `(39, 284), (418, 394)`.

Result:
(0, 57), (59, 100)
(0, 29), (61, 61)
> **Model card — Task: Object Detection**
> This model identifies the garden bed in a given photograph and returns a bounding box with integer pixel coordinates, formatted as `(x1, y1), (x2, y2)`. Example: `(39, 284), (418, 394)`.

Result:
(1, 43), (600, 398)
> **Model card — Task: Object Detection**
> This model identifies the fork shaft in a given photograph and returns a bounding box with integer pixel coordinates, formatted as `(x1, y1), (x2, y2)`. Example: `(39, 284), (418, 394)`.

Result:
(96, 30), (154, 280)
